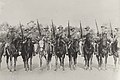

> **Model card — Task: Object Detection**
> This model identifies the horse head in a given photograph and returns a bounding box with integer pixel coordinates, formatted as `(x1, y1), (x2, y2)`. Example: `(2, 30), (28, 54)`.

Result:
(26, 38), (32, 47)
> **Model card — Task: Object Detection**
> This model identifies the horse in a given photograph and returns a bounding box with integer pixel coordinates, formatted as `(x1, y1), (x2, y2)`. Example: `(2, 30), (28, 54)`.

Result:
(111, 39), (120, 69)
(36, 37), (52, 70)
(96, 33), (110, 70)
(0, 41), (6, 70)
(68, 38), (80, 70)
(54, 35), (66, 71)
(20, 37), (34, 71)
(83, 33), (94, 70)
(3, 37), (22, 72)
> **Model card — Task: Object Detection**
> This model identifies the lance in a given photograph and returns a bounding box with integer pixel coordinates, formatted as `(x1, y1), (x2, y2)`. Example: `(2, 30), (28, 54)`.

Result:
(109, 20), (113, 38)
(19, 22), (24, 41)
(51, 20), (56, 39)
(37, 19), (41, 37)
(95, 19), (99, 36)
(80, 20), (83, 38)
(68, 21), (71, 38)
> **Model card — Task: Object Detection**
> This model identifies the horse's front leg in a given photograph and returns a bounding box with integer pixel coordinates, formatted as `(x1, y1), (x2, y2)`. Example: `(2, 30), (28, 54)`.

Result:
(61, 55), (65, 71)
(73, 54), (77, 70)
(59, 57), (62, 68)
(105, 54), (108, 70)
(113, 55), (117, 69)
(14, 57), (17, 71)
(54, 55), (58, 71)
(30, 57), (32, 71)
(0, 60), (2, 70)
(6, 56), (9, 70)
(96, 55), (100, 69)
(39, 53), (43, 70)
(118, 55), (120, 69)
(87, 55), (90, 70)
(46, 53), (52, 70)
(99, 55), (103, 70)
(0, 56), (2, 70)
(9, 56), (12, 72)
(24, 56), (28, 71)
(69, 55), (72, 70)
(27, 59), (29, 70)
(84, 55), (87, 70)
(25, 60), (27, 71)
(89, 54), (93, 70)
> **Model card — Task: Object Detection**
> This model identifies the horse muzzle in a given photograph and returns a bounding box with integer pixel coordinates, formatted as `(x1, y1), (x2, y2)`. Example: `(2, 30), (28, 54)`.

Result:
(18, 51), (21, 55)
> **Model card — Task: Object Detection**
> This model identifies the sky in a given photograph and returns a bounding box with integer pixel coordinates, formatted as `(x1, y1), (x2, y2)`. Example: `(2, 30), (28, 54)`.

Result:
(0, 0), (119, 29)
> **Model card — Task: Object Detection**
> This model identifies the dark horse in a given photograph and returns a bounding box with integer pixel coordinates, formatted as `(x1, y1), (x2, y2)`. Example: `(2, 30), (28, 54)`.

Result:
(111, 39), (119, 69)
(83, 33), (94, 70)
(3, 37), (22, 72)
(68, 38), (79, 70)
(54, 35), (66, 71)
(21, 38), (34, 71)
(96, 33), (110, 70)
(0, 41), (6, 70)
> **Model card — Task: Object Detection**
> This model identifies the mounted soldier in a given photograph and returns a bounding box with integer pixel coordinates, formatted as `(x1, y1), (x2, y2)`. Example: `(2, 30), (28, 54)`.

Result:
(95, 25), (111, 70)
(66, 21), (80, 70)
(81, 26), (93, 56)
(3, 27), (16, 56)
(56, 25), (64, 37)
(43, 26), (51, 42)
(110, 27), (120, 68)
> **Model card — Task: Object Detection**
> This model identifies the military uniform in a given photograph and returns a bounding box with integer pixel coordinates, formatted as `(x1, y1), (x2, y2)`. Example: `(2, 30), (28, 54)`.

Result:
(56, 25), (64, 38)
(43, 26), (52, 53)
(3, 28), (16, 56)
(110, 28), (120, 56)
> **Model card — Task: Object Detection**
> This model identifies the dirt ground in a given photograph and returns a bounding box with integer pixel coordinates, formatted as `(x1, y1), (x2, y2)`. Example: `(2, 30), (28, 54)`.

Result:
(0, 55), (120, 80)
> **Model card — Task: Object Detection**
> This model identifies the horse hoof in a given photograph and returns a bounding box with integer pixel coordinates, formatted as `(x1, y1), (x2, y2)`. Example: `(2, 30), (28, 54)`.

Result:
(47, 67), (50, 71)
(73, 67), (76, 70)
(70, 68), (72, 70)
(39, 68), (42, 70)
(84, 66), (87, 70)
(25, 69), (28, 71)
(30, 69), (32, 71)
(98, 67), (101, 71)
(10, 70), (12, 72)
(105, 68), (107, 70)
(54, 69), (57, 71)
(89, 67), (92, 70)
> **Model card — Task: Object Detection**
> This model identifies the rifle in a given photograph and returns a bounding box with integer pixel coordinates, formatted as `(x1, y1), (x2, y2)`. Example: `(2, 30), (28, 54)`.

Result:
(95, 19), (99, 37)
(68, 21), (71, 38)
(109, 21), (113, 38)
(51, 20), (56, 39)
(19, 22), (24, 41)
(37, 19), (41, 37)
(80, 20), (83, 38)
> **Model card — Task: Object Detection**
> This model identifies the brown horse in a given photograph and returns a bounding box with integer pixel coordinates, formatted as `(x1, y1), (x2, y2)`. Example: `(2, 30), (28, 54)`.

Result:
(111, 39), (119, 69)
(96, 33), (110, 70)
(3, 37), (22, 72)
(21, 38), (34, 71)
(54, 35), (66, 71)
(0, 42), (6, 70)
(83, 33), (94, 70)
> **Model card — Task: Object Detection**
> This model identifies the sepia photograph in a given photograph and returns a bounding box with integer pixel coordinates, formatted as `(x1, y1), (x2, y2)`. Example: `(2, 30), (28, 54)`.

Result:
(0, 0), (120, 80)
